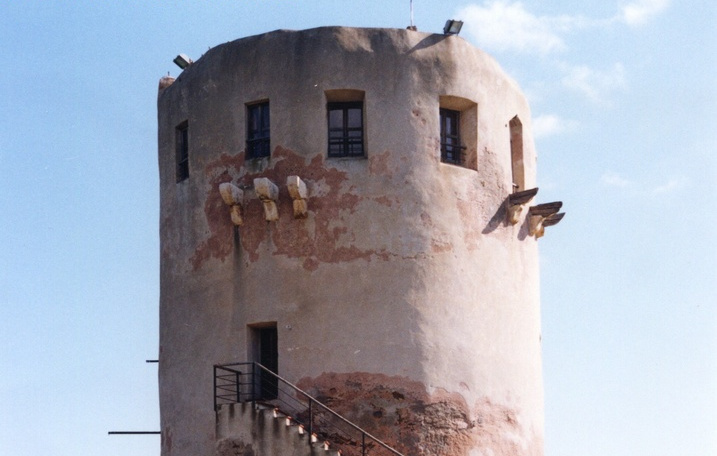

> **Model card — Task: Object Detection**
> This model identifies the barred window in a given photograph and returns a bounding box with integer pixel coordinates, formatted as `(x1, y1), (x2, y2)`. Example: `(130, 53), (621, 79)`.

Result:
(438, 96), (477, 170)
(327, 101), (364, 157)
(440, 108), (462, 165)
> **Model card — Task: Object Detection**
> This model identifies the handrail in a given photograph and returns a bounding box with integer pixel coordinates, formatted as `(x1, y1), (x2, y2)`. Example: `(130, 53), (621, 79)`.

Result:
(214, 362), (404, 456)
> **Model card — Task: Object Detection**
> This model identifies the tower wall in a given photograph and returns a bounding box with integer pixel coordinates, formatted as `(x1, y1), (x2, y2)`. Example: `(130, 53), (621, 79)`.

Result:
(158, 27), (543, 456)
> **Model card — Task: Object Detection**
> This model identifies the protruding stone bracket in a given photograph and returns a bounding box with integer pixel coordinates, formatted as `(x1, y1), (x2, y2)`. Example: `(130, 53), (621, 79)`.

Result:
(542, 212), (565, 228)
(507, 187), (538, 225)
(286, 175), (309, 219)
(254, 177), (280, 221)
(218, 182), (244, 226)
(528, 202), (563, 238)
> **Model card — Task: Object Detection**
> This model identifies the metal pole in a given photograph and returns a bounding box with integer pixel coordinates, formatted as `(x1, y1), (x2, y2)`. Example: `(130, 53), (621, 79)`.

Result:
(251, 363), (256, 401)
(236, 370), (241, 403)
(362, 432), (366, 456)
(410, 0), (414, 28)
(213, 365), (217, 411)
(308, 400), (313, 446)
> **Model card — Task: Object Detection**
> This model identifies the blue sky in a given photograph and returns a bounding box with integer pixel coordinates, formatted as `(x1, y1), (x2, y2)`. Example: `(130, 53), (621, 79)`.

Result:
(0, 2), (714, 456)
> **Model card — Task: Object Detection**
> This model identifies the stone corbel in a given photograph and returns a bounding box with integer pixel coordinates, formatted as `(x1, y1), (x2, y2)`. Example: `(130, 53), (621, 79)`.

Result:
(286, 175), (308, 219)
(218, 182), (244, 226)
(507, 187), (538, 225)
(528, 202), (563, 238)
(254, 177), (279, 221)
(542, 212), (565, 229)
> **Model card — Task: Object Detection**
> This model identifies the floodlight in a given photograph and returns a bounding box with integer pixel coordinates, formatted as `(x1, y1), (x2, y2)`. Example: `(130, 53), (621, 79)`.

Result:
(443, 20), (463, 35)
(173, 54), (193, 69)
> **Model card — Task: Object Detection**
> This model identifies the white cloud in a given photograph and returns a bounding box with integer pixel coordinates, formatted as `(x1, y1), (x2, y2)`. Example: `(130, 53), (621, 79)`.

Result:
(651, 177), (685, 195)
(601, 172), (632, 188)
(532, 114), (578, 139)
(561, 63), (627, 104)
(617, 0), (670, 26)
(457, 1), (567, 54)
(600, 172), (687, 195)
(457, 1), (670, 56)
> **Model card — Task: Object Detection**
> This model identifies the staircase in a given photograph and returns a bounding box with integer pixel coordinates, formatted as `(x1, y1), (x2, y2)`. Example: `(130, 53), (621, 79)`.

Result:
(214, 362), (404, 456)
(216, 401), (343, 455)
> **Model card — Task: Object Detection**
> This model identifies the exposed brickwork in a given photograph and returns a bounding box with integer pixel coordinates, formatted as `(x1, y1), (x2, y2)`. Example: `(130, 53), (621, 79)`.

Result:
(298, 372), (541, 456)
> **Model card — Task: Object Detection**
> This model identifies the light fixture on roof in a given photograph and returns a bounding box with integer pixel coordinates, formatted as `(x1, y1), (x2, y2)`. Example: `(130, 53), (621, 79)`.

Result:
(443, 19), (463, 35)
(173, 54), (193, 69)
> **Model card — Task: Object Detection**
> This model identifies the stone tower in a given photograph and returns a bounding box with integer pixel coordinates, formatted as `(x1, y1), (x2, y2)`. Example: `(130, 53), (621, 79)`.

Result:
(158, 26), (560, 456)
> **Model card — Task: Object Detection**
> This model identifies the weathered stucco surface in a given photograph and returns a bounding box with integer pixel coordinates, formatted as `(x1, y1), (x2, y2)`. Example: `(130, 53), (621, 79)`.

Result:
(158, 26), (543, 456)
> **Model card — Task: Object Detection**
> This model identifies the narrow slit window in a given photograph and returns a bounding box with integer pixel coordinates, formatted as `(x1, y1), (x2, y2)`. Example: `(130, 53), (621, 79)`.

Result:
(509, 116), (524, 192)
(175, 121), (189, 182)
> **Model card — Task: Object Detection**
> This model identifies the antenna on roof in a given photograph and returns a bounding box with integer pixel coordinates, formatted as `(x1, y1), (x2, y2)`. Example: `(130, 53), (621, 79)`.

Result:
(408, 0), (417, 31)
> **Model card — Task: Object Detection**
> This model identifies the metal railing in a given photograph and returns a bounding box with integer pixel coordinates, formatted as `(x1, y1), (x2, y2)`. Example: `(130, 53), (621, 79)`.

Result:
(214, 362), (404, 456)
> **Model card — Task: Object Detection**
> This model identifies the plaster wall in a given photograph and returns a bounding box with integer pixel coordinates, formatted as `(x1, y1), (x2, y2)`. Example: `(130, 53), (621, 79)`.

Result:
(158, 27), (542, 456)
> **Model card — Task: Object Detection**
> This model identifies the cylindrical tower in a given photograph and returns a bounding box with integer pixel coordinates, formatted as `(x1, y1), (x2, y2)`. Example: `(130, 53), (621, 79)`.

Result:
(158, 27), (544, 456)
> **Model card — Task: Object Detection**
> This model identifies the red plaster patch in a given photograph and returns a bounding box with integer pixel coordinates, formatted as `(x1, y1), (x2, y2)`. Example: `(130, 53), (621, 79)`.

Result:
(420, 212), (455, 254)
(189, 153), (244, 271)
(196, 147), (392, 269)
(457, 196), (481, 251)
(368, 150), (392, 177)
(302, 257), (319, 271)
(372, 195), (394, 207)
(431, 239), (453, 253)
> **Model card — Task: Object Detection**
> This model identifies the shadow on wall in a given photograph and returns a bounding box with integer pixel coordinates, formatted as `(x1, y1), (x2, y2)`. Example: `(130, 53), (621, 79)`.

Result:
(482, 197), (532, 240)
(405, 34), (449, 55)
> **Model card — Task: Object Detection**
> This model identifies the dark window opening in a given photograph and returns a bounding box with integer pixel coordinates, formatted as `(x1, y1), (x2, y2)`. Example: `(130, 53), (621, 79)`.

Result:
(327, 101), (364, 157)
(246, 102), (270, 159)
(175, 121), (189, 182)
(440, 108), (464, 165)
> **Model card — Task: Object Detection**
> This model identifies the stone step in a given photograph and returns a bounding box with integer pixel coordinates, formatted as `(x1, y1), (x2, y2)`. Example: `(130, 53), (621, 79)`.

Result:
(218, 402), (343, 455)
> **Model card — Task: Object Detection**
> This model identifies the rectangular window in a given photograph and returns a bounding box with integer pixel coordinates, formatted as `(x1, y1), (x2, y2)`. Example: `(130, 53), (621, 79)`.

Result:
(246, 102), (270, 159)
(175, 121), (189, 182)
(439, 96), (477, 170)
(440, 108), (463, 165)
(327, 101), (364, 157)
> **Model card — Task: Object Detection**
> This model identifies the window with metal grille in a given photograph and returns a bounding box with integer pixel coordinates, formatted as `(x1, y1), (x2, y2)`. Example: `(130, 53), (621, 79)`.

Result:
(327, 101), (364, 157)
(246, 102), (270, 159)
(440, 108), (463, 165)
(175, 121), (189, 182)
